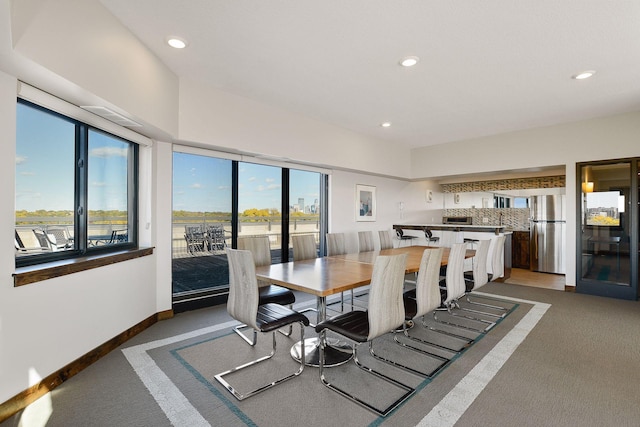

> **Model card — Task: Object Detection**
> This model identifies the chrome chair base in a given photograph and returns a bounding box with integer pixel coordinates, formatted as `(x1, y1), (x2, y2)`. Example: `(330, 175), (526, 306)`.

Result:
(233, 322), (292, 346)
(216, 321), (307, 401)
(394, 324), (470, 356)
(377, 333), (449, 378)
(466, 293), (511, 312)
(433, 303), (495, 334)
(318, 331), (415, 417)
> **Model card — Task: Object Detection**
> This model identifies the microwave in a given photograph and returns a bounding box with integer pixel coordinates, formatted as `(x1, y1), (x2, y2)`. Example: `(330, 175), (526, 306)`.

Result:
(442, 216), (473, 225)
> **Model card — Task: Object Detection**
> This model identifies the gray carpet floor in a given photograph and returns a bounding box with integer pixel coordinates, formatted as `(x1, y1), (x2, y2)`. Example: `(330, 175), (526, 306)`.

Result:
(3, 282), (640, 427)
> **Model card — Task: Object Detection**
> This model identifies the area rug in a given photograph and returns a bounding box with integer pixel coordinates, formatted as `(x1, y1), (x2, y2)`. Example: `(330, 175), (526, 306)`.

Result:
(122, 293), (550, 427)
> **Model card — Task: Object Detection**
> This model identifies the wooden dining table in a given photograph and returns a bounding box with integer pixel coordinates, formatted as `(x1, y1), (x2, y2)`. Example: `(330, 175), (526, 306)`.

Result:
(254, 245), (474, 367)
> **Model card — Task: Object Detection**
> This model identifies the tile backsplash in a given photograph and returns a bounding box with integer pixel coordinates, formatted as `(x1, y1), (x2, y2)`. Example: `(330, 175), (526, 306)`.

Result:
(441, 175), (565, 193)
(445, 208), (531, 231)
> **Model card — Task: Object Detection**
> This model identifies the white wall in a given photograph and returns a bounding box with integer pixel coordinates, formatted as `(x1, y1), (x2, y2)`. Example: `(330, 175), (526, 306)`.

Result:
(7, 0), (179, 139)
(411, 111), (640, 180)
(178, 78), (412, 179)
(329, 170), (443, 250)
(411, 112), (640, 288)
(0, 69), (161, 404)
(153, 142), (174, 312)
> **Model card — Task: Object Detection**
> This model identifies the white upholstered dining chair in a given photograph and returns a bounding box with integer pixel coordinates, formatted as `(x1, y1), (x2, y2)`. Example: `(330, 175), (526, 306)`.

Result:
(215, 249), (309, 401)
(315, 253), (413, 416)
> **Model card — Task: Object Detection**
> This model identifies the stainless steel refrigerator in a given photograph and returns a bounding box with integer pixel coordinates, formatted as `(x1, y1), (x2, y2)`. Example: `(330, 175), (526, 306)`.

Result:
(530, 195), (566, 274)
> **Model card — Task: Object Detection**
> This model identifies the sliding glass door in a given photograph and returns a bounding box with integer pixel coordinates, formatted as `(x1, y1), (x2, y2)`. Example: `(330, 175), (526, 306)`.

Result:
(237, 162), (283, 262)
(577, 160), (638, 299)
(172, 152), (232, 299)
(288, 169), (322, 259)
(172, 151), (328, 307)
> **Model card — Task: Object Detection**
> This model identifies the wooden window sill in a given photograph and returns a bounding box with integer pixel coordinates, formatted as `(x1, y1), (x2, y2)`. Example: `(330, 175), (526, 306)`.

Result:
(13, 247), (154, 287)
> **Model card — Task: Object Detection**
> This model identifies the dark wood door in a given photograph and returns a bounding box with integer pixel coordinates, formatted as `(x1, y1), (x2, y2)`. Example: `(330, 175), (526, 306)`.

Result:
(512, 231), (530, 269)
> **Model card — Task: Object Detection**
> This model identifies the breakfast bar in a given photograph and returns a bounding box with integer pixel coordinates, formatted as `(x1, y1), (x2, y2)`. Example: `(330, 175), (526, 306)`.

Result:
(393, 222), (512, 280)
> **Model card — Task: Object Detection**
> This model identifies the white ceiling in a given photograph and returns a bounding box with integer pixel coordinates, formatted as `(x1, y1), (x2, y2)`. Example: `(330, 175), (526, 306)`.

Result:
(100, 0), (640, 149)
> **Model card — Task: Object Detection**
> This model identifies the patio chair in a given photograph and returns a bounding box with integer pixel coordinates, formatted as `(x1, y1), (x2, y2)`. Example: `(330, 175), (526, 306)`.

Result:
(184, 225), (206, 255)
(94, 229), (128, 246)
(46, 226), (74, 249)
(15, 229), (52, 254)
(206, 225), (226, 252)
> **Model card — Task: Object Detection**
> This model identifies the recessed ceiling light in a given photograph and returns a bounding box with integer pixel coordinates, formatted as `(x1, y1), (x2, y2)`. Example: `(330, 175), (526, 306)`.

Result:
(167, 37), (187, 49)
(399, 56), (419, 67)
(572, 70), (595, 80)
(381, 122), (392, 128)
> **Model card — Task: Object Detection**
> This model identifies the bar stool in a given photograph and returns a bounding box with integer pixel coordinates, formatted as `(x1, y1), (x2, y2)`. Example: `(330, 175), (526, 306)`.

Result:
(424, 228), (440, 246)
(395, 228), (417, 247)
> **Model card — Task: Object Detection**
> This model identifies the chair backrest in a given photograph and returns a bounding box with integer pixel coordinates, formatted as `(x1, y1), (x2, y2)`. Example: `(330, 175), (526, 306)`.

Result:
(358, 231), (375, 253)
(226, 248), (259, 330)
(490, 235), (506, 281)
(444, 243), (467, 304)
(378, 230), (394, 250)
(237, 236), (272, 267)
(414, 248), (444, 317)
(111, 229), (128, 244)
(207, 225), (225, 240)
(207, 225), (226, 249)
(292, 234), (317, 261)
(367, 254), (407, 341)
(32, 228), (53, 250)
(47, 227), (71, 248)
(424, 228), (433, 239)
(185, 225), (203, 236)
(15, 229), (48, 252)
(326, 233), (346, 256)
(471, 239), (490, 290)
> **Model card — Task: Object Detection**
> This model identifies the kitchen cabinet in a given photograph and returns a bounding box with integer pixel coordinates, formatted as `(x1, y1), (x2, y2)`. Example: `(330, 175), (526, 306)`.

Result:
(512, 231), (530, 269)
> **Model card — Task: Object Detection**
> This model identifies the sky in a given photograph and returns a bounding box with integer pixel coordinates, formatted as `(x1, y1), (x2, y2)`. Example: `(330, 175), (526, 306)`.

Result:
(15, 102), (320, 215)
(172, 152), (320, 213)
(15, 102), (129, 213)
(585, 190), (624, 212)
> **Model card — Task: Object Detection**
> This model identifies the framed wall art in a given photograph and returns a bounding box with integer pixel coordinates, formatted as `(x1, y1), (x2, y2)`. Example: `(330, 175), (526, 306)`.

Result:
(356, 184), (376, 221)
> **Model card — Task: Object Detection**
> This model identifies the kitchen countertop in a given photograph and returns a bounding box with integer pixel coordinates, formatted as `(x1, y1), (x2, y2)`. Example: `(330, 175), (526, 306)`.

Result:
(393, 223), (511, 234)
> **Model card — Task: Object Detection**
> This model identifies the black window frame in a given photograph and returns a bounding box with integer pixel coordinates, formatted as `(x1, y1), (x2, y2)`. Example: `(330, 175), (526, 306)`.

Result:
(15, 98), (139, 268)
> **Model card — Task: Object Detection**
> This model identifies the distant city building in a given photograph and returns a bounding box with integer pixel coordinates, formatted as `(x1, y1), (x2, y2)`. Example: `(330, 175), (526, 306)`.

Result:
(290, 197), (320, 214)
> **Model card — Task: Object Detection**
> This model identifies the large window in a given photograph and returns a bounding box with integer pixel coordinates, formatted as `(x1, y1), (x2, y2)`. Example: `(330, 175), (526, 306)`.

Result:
(172, 152), (233, 296)
(171, 150), (327, 304)
(238, 163), (283, 261)
(288, 169), (321, 258)
(15, 100), (138, 267)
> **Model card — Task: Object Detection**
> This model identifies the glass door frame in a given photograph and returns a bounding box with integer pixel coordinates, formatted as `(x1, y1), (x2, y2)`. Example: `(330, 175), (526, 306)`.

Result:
(576, 158), (638, 300)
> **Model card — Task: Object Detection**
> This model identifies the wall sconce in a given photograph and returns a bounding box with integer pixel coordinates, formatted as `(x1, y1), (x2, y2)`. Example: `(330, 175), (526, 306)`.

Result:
(582, 182), (594, 193)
